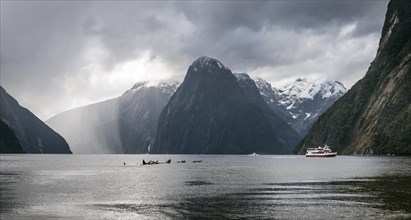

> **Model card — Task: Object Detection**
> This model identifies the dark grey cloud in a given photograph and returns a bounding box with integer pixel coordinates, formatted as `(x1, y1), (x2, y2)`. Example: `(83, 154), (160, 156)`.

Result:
(174, 1), (388, 70)
(177, 1), (385, 33)
(0, 0), (388, 119)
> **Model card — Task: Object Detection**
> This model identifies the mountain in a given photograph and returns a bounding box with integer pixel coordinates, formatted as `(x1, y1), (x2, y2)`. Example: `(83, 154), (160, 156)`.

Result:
(0, 86), (71, 153)
(118, 82), (179, 153)
(151, 57), (300, 154)
(255, 77), (347, 135)
(234, 73), (301, 146)
(46, 82), (178, 154)
(296, 0), (411, 155)
(0, 120), (24, 153)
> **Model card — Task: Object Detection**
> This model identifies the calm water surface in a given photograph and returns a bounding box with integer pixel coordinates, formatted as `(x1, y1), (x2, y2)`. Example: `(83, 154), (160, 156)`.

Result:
(1, 155), (410, 219)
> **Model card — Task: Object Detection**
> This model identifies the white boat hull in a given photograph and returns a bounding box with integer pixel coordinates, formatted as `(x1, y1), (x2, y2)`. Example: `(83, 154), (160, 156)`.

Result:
(306, 152), (337, 157)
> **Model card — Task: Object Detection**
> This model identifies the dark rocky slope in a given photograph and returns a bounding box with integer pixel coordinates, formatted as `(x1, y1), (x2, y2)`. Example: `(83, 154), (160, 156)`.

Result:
(296, 0), (411, 155)
(0, 86), (71, 153)
(0, 120), (24, 153)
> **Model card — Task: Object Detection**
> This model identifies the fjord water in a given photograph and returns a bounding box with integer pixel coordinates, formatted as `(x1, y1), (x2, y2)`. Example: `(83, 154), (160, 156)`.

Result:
(1, 155), (410, 219)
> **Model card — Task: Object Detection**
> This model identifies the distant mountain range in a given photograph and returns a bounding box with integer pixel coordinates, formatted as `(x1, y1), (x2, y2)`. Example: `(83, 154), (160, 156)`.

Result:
(47, 82), (178, 154)
(0, 86), (71, 153)
(255, 77), (346, 135)
(296, 0), (411, 155)
(47, 58), (347, 154)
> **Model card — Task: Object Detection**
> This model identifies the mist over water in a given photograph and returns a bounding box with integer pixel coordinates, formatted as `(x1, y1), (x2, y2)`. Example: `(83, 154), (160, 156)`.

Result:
(1, 155), (410, 219)
(46, 99), (123, 154)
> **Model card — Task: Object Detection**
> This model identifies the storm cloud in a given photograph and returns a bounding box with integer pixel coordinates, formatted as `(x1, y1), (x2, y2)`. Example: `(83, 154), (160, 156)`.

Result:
(0, 1), (388, 119)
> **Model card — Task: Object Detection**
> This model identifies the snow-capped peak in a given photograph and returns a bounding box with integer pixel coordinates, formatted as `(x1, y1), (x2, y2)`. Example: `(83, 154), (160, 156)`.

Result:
(190, 56), (230, 72)
(279, 77), (347, 100)
(253, 76), (347, 135)
(318, 80), (347, 98)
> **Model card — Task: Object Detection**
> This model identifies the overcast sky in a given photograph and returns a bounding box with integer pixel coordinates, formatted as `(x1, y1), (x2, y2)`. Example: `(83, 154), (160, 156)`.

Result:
(1, 1), (388, 120)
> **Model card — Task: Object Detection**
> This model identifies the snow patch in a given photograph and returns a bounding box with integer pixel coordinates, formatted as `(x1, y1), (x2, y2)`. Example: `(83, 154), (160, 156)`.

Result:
(279, 100), (288, 105)
(217, 60), (224, 68)
(286, 101), (295, 110)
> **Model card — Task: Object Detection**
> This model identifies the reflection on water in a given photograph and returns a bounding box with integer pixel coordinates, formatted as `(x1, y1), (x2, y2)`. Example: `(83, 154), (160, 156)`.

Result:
(0, 155), (410, 219)
(0, 172), (23, 213)
(92, 177), (411, 219)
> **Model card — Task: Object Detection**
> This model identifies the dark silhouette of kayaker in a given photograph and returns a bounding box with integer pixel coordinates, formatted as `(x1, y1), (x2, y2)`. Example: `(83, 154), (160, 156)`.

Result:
(142, 159), (147, 165)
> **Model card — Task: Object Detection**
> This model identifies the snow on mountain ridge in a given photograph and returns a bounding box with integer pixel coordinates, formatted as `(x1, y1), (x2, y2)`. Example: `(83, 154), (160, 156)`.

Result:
(234, 73), (251, 81)
(253, 76), (347, 135)
(279, 77), (346, 100)
(191, 56), (230, 72)
(129, 81), (180, 95)
(254, 77), (282, 102)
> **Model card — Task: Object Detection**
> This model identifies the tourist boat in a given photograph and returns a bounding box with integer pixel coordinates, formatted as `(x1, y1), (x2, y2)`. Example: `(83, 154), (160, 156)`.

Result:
(306, 145), (337, 157)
